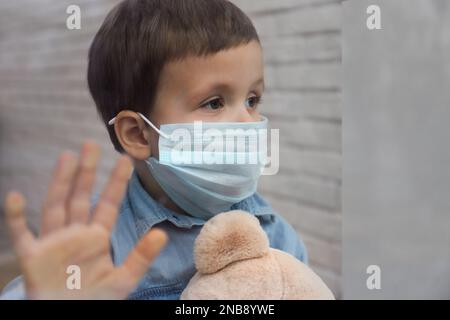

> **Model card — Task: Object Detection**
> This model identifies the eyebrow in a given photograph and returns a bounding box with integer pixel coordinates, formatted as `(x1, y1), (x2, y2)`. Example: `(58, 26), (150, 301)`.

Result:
(252, 77), (265, 91)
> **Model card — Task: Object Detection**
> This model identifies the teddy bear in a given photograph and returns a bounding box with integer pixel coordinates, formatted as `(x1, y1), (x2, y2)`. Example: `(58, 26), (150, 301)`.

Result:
(180, 210), (335, 299)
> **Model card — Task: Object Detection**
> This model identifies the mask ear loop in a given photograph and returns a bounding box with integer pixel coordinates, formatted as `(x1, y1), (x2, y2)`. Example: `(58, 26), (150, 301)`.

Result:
(107, 112), (170, 139)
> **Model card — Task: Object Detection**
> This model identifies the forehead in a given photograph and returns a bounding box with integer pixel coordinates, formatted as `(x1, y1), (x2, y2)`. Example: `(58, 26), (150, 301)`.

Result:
(157, 41), (264, 98)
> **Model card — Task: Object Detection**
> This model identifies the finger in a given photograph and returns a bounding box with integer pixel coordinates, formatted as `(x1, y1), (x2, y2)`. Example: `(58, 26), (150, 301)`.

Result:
(4, 191), (35, 256)
(67, 141), (100, 225)
(91, 155), (132, 232)
(118, 229), (167, 282)
(40, 151), (78, 236)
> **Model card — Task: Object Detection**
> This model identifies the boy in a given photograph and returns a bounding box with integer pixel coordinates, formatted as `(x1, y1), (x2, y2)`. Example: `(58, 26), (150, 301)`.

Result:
(1, 0), (307, 299)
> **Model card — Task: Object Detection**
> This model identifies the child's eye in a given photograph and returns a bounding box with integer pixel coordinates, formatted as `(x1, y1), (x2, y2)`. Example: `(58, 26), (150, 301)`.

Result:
(201, 98), (225, 110)
(245, 95), (262, 109)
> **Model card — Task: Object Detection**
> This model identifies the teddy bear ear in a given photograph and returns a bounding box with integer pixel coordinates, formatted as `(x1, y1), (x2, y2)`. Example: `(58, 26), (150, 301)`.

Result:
(194, 210), (270, 274)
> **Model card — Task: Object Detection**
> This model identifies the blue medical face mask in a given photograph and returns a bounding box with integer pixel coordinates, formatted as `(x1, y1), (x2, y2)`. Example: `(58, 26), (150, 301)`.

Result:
(109, 113), (269, 219)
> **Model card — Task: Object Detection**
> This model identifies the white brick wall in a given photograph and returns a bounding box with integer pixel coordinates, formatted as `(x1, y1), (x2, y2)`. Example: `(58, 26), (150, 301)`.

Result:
(0, 0), (342, 297)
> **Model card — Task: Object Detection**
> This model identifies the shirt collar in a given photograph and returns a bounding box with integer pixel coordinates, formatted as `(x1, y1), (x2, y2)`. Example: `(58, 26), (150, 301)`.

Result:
(126, 170), (275, 236)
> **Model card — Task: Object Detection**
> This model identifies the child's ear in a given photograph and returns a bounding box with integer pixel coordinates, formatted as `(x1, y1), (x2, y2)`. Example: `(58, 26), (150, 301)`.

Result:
(113, 110), (151, 160)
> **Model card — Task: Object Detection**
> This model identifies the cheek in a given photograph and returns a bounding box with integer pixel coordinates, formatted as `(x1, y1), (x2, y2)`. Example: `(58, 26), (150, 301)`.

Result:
(165, 104), (198, 122)
(250, 109), (261, 121)
(152, 89), (196, 121)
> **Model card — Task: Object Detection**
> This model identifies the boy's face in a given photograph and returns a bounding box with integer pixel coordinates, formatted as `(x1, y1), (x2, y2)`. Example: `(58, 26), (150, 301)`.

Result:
(116, 40), (264, 211)
(115, 40), (264, 161)
(146, 40), (264, 156)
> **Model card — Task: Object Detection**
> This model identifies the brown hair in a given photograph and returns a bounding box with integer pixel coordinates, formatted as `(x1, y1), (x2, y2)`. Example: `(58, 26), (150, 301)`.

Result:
(87, 0), (260, 152)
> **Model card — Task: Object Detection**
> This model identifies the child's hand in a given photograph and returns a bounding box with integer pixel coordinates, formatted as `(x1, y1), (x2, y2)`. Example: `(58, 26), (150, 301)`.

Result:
(3, 141), (167, 299)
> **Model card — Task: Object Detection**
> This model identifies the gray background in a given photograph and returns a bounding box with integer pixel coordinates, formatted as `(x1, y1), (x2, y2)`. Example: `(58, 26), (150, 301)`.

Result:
(0, 0), (343, 296)
(343, 0), (450, 299)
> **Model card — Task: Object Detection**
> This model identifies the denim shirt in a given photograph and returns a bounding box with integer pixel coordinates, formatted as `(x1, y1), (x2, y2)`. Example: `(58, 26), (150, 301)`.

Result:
(1, 171), (307, 300)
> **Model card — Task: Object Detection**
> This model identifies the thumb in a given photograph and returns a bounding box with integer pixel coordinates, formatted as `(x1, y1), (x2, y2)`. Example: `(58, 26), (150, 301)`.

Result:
(4, 191), (35, 256)
(119, 228), (167, 283)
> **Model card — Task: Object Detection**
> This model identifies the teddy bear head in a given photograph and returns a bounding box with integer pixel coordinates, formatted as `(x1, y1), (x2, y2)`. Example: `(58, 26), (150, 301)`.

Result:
(181, 210), (335, 300)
